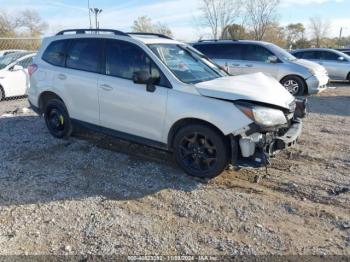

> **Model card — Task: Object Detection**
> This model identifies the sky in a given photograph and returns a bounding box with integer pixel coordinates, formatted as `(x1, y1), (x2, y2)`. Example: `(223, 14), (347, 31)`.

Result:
(1, 0), (349, 41)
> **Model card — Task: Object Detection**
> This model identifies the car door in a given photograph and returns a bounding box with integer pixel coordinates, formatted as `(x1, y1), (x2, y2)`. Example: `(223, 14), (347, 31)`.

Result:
(1, 56), (33, 97)
(54, 38), (101, 125)
(98, 39), (169, 142)
(319, 51), (348, 80)
(242, 44), (280, 78)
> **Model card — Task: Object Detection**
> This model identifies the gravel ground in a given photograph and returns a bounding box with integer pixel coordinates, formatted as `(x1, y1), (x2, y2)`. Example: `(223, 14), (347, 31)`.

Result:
(0, 83), (349, 256)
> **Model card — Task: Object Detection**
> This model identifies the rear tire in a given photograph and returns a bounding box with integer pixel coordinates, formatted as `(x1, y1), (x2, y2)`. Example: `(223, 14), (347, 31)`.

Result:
(173, 124), (229, 178)
(44, 99), (72, 139)
(281, 76), (306, 96)
(347, 73), (350, 84)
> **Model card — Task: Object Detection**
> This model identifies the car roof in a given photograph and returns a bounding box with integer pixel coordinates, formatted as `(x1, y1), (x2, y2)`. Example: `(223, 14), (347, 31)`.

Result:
(292, 48), (349, 56)
(292, 48), (337, 52)
(192, 40), (272, 46)
(47, 29), (182, 46)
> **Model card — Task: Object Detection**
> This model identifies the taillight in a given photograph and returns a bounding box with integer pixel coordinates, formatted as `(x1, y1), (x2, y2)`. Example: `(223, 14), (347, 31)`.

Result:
(28, 64), (38, 76)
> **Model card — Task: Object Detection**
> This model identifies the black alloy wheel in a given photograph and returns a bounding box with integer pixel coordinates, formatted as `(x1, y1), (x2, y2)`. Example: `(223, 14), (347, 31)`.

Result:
(174, 124), (229, 178)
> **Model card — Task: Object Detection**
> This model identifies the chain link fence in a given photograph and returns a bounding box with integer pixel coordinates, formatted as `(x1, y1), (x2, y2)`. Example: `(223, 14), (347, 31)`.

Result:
(0, 38), (41, 103)
(0, 37), (41, 52)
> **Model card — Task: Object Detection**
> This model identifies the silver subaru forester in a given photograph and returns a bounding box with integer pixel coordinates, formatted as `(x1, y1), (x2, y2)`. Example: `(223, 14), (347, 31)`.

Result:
(192, 40), (329, 96)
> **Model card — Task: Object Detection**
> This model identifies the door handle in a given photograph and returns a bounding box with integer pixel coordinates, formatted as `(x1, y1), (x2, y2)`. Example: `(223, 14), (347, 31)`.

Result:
(245, 64), (253, 67)
(100, 84), (113, 91)
(58, 74), (67, 80)
(231, 64), (240, 67)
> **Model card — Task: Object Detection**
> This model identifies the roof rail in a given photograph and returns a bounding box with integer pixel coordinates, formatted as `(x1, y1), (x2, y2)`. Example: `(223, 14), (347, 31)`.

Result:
(127, 32), (173, 40)
(198, 39), (238, 42)
(56, 29), (129, 37)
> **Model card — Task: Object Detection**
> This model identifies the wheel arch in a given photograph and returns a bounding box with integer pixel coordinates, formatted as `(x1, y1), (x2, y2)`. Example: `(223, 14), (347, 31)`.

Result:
(38, 91), (64, 114)
(280, 74), (308, 95)
(167, 118), (229, 150)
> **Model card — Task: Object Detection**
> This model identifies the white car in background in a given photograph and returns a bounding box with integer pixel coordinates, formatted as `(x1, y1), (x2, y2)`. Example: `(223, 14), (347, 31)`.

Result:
(0, 52), (36, 101)
(0, 49), (27, 57)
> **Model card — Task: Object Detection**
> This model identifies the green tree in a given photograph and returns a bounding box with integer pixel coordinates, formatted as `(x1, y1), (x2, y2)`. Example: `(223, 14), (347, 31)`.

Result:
(285, 23), (305, 49)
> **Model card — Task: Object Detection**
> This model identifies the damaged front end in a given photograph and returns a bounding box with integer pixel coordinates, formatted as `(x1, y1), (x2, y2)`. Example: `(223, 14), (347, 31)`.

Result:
(231, 98), (307, 168)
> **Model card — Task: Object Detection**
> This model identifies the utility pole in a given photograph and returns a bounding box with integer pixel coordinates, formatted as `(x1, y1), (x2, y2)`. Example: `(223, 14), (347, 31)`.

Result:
(90, 8), (103, 29)
(88, 0), (92, 29)
(339, 27), (348, 48)
(339, 27), (343, 47)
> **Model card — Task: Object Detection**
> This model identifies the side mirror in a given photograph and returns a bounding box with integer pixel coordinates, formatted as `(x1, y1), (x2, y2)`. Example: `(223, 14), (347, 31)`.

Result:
(132, 71), (156, 92)
(267, 55), (278, 64)
(338, 56), (345, 62)
(11, 65), (24, 71)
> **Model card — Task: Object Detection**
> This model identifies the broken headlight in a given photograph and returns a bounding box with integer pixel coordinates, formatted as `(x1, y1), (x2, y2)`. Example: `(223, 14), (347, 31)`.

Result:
(236, 103), (287, 127)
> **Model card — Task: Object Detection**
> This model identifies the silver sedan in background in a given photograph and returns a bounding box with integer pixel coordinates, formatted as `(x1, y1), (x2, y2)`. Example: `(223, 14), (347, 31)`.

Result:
(292, 48), (350, 83)
(192, 40), (329, 96)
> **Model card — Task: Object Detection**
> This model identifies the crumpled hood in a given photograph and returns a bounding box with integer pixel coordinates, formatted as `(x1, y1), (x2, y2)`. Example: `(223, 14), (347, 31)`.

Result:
(195, 72), (295, 110)
(291, 59), (326, 73)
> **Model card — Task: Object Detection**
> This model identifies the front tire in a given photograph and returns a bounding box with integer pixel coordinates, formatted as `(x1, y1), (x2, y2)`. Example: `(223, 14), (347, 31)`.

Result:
(44, 99), (72, 139)
(281, 76), (306, 96)
(173, 124), (229, 178)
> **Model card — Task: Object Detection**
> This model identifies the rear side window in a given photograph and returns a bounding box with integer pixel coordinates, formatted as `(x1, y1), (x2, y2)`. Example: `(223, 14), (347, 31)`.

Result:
(244, 45), (273, 62)
(194, 44), (243, 60)
(105, 40), (171, 87)
(66, 39), (101, 73)
(297, 51), (319, 60)
(42, 40), (68, 66)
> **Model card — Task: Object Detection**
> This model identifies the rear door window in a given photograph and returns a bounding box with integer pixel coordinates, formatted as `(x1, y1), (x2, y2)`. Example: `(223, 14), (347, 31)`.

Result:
(300, 51), (320, 60)
(42, 40), (68, 66)
(244, 45), (274, 62)
(66, 38), (102, 73)
(194, 44), (243, 60)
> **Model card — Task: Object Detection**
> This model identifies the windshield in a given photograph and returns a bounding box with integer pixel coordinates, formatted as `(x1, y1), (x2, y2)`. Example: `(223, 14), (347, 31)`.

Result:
(148, 44), (227, 84)
(268, 44), (297, 61)
(0, 52), (28, 69)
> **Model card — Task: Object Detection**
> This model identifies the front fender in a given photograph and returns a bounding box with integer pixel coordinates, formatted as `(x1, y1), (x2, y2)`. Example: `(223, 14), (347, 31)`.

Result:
(162, 89), (253, 143)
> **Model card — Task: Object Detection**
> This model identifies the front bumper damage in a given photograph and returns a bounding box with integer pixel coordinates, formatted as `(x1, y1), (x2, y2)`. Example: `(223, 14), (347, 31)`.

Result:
(231, 99), (306, 168)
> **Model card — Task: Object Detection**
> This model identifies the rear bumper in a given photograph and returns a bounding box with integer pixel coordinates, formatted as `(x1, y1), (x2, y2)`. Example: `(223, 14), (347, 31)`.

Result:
(306, 74), (329, 94)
